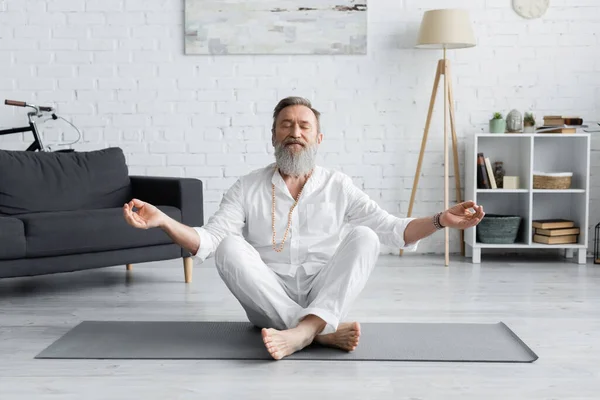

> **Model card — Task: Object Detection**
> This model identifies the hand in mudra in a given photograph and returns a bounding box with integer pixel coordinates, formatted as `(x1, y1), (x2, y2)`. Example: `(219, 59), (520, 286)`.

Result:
(123, 198), (165, 229)
(440, 201), (484, 230)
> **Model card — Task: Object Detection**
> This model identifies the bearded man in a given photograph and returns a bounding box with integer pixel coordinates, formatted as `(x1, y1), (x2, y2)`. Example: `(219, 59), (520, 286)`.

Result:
(123, 96), (485, 360)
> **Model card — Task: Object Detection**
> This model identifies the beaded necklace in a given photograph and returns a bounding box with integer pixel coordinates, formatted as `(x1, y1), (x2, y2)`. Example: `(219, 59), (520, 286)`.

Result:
(271, 168), (313, 252)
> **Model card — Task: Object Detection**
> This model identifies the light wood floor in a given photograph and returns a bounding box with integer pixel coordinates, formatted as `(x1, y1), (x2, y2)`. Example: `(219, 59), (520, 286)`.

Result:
(1, 253), (599, 399)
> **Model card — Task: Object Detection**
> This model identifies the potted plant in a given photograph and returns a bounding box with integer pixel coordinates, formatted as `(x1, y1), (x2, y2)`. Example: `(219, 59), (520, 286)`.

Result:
(523, 112), (535, 132)
(489, 112), (506, 133)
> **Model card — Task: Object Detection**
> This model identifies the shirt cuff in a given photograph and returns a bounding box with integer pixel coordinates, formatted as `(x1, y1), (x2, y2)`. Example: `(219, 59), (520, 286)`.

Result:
(191, 227), (213, 264)
(394, 217), (420, 251)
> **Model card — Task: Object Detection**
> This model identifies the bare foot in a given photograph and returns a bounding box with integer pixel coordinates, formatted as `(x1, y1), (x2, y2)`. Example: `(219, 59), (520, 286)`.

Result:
(261, 327), (314, 360)
(315, 322), (361, 351)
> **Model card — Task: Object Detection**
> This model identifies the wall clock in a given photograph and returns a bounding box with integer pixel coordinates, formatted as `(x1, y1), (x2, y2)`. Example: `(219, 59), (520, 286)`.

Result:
(512, 0), (549, 19)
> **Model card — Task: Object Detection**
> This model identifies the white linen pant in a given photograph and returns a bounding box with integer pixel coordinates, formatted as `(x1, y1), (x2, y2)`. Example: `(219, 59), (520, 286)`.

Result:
(214, 226), (380, 335)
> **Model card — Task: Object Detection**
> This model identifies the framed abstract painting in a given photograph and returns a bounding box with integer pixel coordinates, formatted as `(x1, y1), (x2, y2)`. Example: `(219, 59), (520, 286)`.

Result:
(184, 1), (367, 55)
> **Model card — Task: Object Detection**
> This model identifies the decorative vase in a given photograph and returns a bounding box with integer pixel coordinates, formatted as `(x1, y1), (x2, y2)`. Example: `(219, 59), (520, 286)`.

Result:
(494, 161), (505, 188)
(489, 118), (506, 133)
(523, 124), (535, 133)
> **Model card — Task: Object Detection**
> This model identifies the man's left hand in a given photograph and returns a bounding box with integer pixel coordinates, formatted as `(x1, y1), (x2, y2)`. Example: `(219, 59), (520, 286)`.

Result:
(439, 200), (484, 229)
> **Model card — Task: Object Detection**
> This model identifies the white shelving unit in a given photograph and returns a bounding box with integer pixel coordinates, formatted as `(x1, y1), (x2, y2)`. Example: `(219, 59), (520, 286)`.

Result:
(465, 133), (591, 264)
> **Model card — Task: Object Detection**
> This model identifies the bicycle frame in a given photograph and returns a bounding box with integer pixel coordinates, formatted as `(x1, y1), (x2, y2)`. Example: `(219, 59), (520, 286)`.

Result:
(0, 112), (44, 151)
(0, 100), (50, 151)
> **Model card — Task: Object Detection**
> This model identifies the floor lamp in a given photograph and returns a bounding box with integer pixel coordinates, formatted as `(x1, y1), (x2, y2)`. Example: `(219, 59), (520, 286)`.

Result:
(401, 9), (476, 266)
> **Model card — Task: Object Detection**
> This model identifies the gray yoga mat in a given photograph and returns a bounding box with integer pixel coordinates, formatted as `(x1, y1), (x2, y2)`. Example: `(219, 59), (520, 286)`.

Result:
(35, 321), (538, 362)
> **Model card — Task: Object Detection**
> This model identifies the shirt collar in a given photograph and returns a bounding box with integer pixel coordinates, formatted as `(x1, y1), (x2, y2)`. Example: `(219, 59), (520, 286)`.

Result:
(270, 163), (322, 200)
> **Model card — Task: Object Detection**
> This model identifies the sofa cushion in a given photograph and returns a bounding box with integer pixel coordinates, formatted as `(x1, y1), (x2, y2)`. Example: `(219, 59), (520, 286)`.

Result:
(0, 216), (26, 260)
(17, 206), (182, 258)
(0, 147), (131, 215)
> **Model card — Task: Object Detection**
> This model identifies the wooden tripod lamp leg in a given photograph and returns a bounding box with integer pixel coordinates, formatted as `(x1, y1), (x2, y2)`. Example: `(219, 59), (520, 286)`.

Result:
(400, 60), (443, 257)
(445, 61), (466, 257)
(443, 59), (450, 267)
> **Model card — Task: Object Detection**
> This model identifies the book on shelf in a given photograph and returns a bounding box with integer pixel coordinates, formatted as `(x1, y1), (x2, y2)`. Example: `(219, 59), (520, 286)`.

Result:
(531, 219), (575, 229)
(543, 116), (583, 126)
(537, 115), (587, 134)
(534, 227), (580, 236)
(484, 157), (497, 189)
(477, 152), (490, 189)
(536, 126), (578, 134)
(533, 234), (578, 244)
(476, 152), (498, 189)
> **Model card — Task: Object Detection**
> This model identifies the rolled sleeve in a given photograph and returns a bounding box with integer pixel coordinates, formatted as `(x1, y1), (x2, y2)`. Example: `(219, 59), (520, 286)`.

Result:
(393, 217), (420, 251)
(191, 178), (246, 264)
(191, 226), (214, 264)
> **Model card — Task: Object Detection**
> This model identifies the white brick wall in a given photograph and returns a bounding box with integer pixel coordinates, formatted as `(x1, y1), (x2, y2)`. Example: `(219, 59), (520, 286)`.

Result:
(1, 0), (599, 256)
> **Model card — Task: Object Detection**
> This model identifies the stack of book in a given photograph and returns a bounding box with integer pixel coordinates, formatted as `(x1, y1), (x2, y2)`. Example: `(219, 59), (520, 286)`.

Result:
(536, 116), (584, 134)
(532, 219), (580, 244)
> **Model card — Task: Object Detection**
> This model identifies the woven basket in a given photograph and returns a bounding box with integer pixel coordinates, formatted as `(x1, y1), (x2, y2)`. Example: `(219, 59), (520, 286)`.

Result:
(476, 214), (522, 244)
(533, 172), (572, 189)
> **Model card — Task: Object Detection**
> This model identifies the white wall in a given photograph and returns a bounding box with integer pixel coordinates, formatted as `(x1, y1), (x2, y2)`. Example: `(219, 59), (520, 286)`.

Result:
(1, 0), (599, 255)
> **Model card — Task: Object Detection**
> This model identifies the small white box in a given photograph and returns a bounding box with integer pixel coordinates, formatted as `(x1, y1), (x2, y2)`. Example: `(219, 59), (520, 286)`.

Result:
(503, 176), (520, 189)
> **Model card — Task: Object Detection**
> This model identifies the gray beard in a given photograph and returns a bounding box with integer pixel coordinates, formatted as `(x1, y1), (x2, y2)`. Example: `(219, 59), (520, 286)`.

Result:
(274, 141), (318, 177)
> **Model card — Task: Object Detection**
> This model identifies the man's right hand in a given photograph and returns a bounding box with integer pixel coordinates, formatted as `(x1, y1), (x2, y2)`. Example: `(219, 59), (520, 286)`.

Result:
(123, 198), (166, 230)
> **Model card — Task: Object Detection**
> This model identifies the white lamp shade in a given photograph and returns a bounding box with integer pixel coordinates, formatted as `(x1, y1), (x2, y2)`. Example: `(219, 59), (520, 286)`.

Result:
(416, 9), (476, 49)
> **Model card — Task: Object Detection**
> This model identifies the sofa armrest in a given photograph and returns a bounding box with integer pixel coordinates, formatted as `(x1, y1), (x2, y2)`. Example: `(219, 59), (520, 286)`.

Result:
(129, 176), (204, 228)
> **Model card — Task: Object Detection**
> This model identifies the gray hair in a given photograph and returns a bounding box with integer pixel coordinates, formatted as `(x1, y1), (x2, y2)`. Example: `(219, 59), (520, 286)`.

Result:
(271, 96), (321, 134)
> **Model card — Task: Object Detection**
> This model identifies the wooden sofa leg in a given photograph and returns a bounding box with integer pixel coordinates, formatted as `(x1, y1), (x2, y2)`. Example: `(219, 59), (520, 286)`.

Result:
(183, 257), (192, 283)
(126, 264), (133, 271)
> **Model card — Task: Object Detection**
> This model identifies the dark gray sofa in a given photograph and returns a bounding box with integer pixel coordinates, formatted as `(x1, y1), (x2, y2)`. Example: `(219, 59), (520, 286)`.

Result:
(0, 147), (203, 283)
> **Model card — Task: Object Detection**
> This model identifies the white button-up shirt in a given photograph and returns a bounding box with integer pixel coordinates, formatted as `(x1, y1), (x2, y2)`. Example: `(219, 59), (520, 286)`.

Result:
(193, 163), (419, 276)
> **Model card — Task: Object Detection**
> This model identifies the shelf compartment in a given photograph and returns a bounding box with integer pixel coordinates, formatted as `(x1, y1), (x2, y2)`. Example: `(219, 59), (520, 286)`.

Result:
(474, 191), (530, 246)
(476, 135), (532, 190)
(532, 135), (589, 191)
(531, 192), (588, 246)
